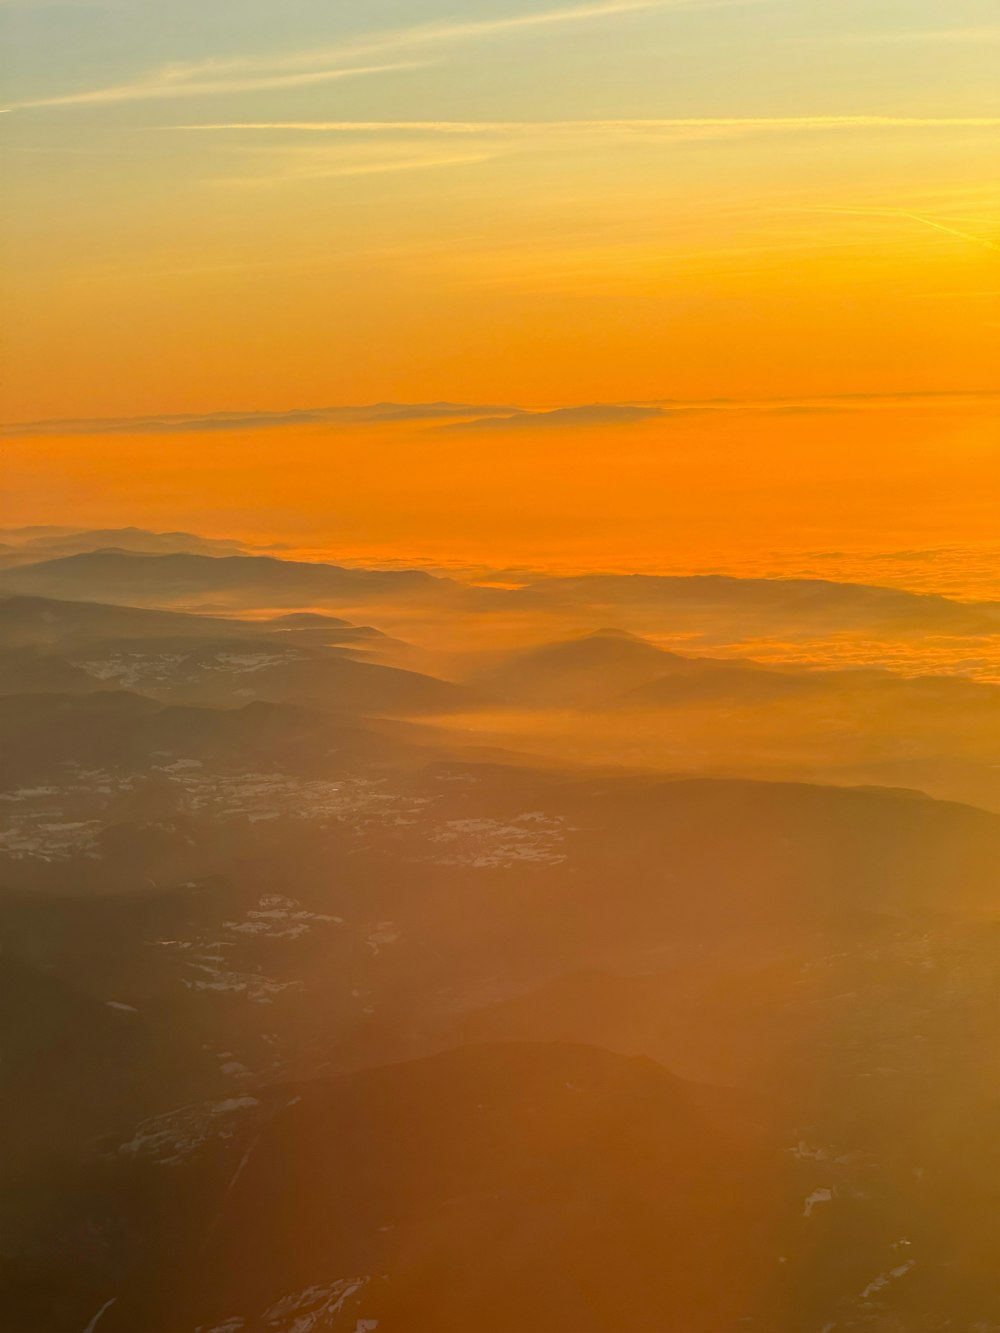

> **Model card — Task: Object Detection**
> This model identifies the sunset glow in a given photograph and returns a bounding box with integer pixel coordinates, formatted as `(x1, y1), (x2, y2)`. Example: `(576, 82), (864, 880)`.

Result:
(3, 4), (1000, 1332)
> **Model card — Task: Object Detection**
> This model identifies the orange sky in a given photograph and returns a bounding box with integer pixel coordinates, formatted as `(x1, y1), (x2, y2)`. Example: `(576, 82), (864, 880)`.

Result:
(3, 399), (999, 595)
(2, 0), (999, 583)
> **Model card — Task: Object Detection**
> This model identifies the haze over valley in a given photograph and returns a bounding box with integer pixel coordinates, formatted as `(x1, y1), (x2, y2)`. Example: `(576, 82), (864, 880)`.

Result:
(0, 525), (999, 1330)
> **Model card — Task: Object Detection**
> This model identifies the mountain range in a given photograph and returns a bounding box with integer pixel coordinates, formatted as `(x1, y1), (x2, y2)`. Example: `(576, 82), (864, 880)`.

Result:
(2, 528), (1000, 1331)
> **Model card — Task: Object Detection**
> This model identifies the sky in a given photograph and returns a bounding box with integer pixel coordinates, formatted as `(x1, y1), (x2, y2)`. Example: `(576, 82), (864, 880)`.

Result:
(1, 0), (998, 573)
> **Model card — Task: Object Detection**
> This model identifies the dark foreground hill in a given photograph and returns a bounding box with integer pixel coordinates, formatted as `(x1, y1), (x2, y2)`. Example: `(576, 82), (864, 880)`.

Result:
(8, 1042), (788, 1333)
(3, 640), (1000, 1332)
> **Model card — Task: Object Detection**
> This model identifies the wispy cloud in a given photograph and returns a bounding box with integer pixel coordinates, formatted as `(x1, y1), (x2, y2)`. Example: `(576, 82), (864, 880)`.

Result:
(171, 116), (1000, 136)
(188, 117), (1000, 190)
(13, 62), (422, 110)
(218, 148), (501, 186)
(812, 25), (1000, 45)
(0, 403), (523, 438)
(442, 404), (670, 431)
(10, 0), (674, 111)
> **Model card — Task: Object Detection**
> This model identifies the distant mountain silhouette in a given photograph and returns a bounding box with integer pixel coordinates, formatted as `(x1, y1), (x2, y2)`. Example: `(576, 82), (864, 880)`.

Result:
(0, 551), (452, 610)
(474, 628), (678, 705)
(609, 660), (828, 708)
(0, 594), (362, 648)
(477, 628), (834, 708)
(1, 527), (250, 561)
(523, 572), (1000, 635)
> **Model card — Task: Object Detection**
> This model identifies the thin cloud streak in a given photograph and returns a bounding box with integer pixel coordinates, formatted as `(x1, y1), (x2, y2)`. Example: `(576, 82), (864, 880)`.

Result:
(0, 403), (525, 438)
(169, 116), (1000, 135)
(10, 0), (677, 111)
(813, 25), (1000, 45)
(190, 0), (670, 76)
(14, 63), (423, 110)
(220, 151), (501, 186)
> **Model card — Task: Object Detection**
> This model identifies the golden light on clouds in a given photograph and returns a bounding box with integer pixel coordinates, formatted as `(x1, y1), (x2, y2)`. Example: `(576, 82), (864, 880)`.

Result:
(1, 0), (998, 579)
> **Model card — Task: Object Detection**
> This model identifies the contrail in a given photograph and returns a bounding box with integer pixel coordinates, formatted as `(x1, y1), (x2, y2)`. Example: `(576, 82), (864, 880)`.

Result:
(899, 211), (1000, 253)
(815, 206), (1000, 253)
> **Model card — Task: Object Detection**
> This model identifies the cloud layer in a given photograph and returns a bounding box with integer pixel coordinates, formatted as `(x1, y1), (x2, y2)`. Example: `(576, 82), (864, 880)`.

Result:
(4, 391), (998, 439)
(0, 403), (522, 438)
(441, 404), (669, 431)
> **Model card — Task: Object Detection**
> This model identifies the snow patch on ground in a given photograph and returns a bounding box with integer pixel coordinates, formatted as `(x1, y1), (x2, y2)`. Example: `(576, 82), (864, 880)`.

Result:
(859, 1260), (915, 1301)
(802, 1188), (834, 1218)
(429, 812), (570, 867)
(116, 1096), (260, 1165)
(212, 652), (303, 673)
(0, 814), (103, 861)
(366, 922), (401, 955)
(154, 893), (342, 1002)
(199, 1280), (374, 1333)
(78, 648), (306, 689)
(180, 958), (297, 1004)
(225, 894), (340, 942)
(0, 766), (572, 883)
(262, 1278), (371, 1332)
(790, 1141), (828, 1162)
(158, 770), (428, 832)
(79, 653), (185, 687)
(0, 768), (128, 861)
